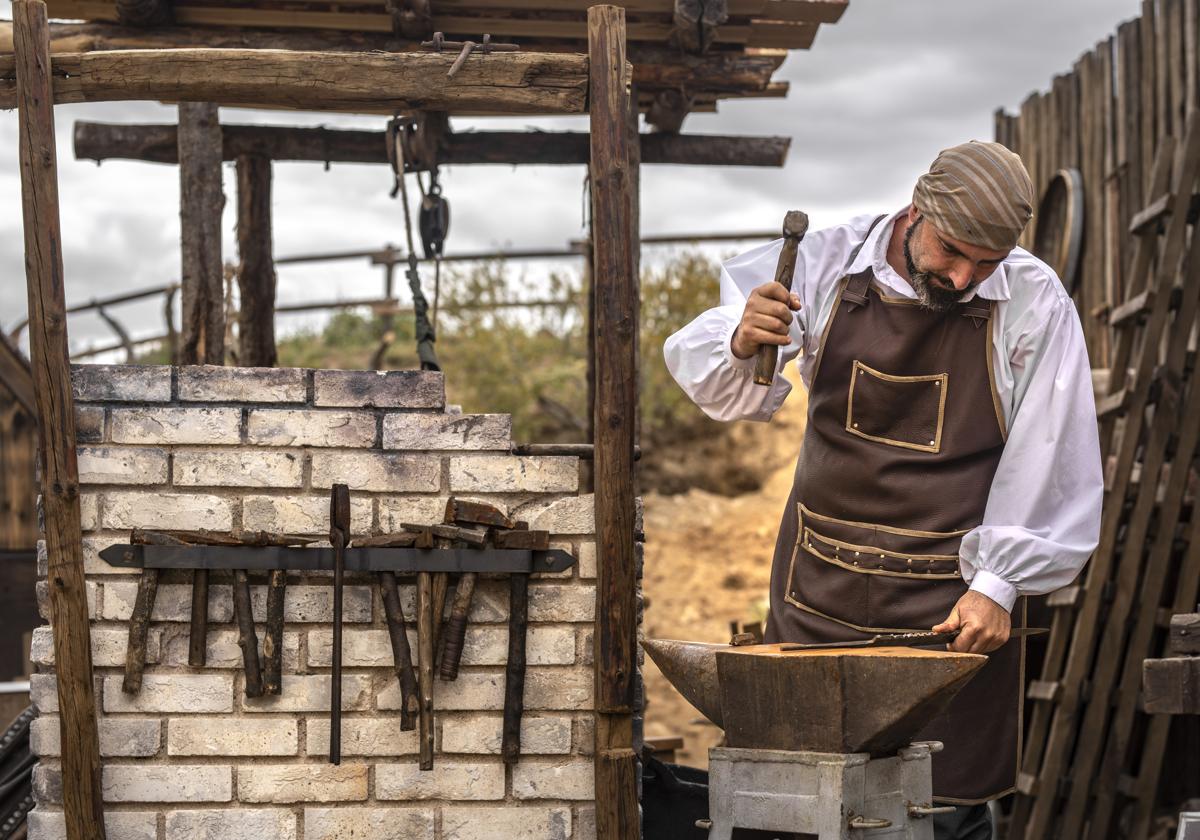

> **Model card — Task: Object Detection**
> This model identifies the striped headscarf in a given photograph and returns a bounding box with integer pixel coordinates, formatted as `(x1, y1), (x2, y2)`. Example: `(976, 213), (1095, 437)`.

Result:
(912, 141), (1035, 252)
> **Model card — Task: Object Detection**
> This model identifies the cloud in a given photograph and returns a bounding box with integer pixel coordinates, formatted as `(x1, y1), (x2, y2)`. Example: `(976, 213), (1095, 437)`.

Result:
(0, 0), (1143, 350)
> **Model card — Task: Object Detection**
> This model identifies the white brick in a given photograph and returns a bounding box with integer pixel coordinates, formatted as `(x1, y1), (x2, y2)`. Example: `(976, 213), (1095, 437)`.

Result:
(159, 626), (300, 671)
(247, 409), (376, 448)
(577, 541), (596, 579)
(313, 369), (444, 409)
(103, 674), (233, 713)
(243, 495), (374, 536)
(81, 537), (141, 576)
(27, 807), (157, 840)
(80, 492), (99, 530)
(178, 365), (306, 403)
(251, 585), (373, 623)
(173, 449), (302, 488)
(529, 584), (596, 622)
(303, 807), (434, 840)
(528, 495), (595, 535)
(525, 668), (593, 711)
(450, 456), (578, 493)
(103, 491), (233, 531)
(310, 451), (440, 492)
(512, 758), (595, 800)
(101, 582), (233, 623)
(32, 764), (61, 804)
(238, 765), (368, 803)
(168, 717), (298, 756)
(77, 446), (168, 485)
(442, 806), (570, 840)
(36, 580), (97, 620)
(30, 625), (156, 668)
(377, 496), (450, 532)
(382, 413), (511, 450)
(110, 407), (240, 445)
(75, 405), (106, 443)
(30, 717), (160, 758)
(379, 671), (501, 712)
(103, 765), (232, 803)
(29, 674), (58, 713)
(375, 761), (504, 800)
(308, 629), (393, 667)
(72, 364), (171, 403)
(455, 626), (576, 667)
(166, 809), (298, 840)
(243, 675), (371, 713)
(306, 717), (418, 757)
(575, 805), (596, 840)
(439, 713), (573, 756)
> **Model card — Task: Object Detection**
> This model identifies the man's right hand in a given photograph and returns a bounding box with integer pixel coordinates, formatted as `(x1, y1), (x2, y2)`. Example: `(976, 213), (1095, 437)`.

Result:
(730, 282), (803, 360)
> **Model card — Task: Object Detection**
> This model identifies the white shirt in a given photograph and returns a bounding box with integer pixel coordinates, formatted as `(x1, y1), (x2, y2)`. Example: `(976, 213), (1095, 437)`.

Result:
(663, 208), (1103, 612)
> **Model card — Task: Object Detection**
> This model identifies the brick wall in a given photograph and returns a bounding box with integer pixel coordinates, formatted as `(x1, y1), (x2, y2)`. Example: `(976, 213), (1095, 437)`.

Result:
(27, 364), (632, 840)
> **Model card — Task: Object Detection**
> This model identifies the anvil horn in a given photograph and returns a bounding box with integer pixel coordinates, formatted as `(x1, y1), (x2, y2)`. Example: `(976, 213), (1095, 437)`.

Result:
(640, 638), (725, 728)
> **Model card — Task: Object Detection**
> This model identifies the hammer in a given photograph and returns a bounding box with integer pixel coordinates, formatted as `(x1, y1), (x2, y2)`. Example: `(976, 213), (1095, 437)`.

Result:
(753, 210), (810, 386)
(329, 483), (351, 764)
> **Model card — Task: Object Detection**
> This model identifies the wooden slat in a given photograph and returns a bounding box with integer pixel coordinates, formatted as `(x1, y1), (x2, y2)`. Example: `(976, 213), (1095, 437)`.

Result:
(0, 47), (591, 114)
(1027, 680), (1062, 702)
(1047, 585), (1082, 609)
(0, 333), (35, 416)
(1108, 288), (1153, 327)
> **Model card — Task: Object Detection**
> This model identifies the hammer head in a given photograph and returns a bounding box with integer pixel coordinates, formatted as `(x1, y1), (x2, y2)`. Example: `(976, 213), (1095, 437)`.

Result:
(782, 210), (809, 241)
(329, 483), (351, 542)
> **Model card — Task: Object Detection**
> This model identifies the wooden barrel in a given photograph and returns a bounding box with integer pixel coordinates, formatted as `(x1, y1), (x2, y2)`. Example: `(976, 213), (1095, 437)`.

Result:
(1032, 168), (1085, 294)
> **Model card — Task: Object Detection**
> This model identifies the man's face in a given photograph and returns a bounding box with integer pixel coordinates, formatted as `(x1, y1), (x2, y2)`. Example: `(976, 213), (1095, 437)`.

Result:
(903, 214), (1011, 312)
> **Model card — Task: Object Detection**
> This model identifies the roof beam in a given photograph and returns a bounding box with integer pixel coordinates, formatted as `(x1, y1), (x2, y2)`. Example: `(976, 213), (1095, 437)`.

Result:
(0, 47), (590, 113)
(73, 121), (791, 167)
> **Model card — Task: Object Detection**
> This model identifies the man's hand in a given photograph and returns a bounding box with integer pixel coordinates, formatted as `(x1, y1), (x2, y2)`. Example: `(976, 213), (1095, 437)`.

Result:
(730, 282), (802, 360)
(933, 590), (1011, 654)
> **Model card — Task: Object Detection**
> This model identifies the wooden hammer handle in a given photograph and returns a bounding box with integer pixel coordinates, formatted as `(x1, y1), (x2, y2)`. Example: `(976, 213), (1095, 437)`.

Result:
(439, 572), (477, 681)
(753, 210), (810, 386)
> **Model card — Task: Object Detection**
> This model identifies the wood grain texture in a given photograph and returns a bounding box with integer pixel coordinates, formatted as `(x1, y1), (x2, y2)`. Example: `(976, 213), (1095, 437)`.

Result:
(235, 153), (277, 367)
(0, 48), (590, 113)
(501, 572), (528, 764)
(261, 569), (285, 695)
(13, 2), (106, 836)
(381, 570), (419, 730)
(177, 101), (224, 366)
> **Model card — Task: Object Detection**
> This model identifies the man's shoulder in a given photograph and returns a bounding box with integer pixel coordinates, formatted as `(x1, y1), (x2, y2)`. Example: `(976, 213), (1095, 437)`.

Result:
(1000, 246), (1075, 312)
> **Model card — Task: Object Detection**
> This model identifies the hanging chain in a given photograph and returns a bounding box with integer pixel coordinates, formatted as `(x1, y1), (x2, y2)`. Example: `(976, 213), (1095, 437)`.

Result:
(386, 117), (440, 372)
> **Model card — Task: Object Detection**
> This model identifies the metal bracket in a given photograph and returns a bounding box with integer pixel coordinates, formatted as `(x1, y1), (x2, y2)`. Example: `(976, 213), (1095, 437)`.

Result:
(99, 544), (577, 575)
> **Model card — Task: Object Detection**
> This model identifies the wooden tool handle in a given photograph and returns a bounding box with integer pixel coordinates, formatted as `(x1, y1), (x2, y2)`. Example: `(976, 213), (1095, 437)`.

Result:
(418, 571), (435, 770)
(188, 568), (209, 667)
(262, 569), (286, 696)
(439, 572), (477, 681)
(753, 210), (809, 386)
(502, 573), (529, 765)
(381, 570), (420, 731)
(233, 569), (263, 698)
(122, 567), (159, 694)
(329, 483), (350, 765)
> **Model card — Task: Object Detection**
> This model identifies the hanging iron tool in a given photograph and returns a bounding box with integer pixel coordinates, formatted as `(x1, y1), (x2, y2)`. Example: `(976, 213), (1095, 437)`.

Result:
(329, 483), (351, 765)
(385, 116), (440, 372)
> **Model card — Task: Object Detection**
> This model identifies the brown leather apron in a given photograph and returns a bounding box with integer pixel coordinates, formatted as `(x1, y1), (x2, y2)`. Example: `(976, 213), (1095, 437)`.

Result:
(762, 226), (1024, 804)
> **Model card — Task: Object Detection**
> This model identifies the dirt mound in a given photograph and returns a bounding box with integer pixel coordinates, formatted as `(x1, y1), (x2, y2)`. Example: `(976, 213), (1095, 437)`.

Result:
(641, 376), (808, 767)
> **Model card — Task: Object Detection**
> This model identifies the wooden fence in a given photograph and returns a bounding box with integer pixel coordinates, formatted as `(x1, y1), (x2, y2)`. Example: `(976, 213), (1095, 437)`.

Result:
(994, 0), (1200, 364)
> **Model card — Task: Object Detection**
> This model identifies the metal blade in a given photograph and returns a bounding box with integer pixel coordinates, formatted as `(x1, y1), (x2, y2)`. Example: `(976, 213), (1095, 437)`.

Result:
(778, 627), (1048, 652)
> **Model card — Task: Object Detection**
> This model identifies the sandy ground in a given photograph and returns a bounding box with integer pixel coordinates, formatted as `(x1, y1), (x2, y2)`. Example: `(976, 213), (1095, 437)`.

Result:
(641, 377), (808, 768)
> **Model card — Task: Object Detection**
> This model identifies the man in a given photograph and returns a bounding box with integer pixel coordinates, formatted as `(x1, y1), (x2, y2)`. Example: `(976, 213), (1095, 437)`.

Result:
(663, 141), (1102, 839)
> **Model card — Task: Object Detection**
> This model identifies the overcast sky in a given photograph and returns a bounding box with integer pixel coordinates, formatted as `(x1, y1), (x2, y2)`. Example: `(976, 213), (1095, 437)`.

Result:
(0, 0), (1143, 355)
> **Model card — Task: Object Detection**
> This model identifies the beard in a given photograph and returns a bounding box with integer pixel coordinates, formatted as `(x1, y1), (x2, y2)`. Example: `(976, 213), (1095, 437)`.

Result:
(903, 219), (970, 313)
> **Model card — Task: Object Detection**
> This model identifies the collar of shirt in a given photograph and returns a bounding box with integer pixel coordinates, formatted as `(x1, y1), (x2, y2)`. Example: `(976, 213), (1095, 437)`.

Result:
(844, 206), (1012, 303)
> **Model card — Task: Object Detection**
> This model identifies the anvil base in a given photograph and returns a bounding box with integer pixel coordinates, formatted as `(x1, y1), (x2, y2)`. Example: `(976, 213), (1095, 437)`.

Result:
(704, 742), (949, 839)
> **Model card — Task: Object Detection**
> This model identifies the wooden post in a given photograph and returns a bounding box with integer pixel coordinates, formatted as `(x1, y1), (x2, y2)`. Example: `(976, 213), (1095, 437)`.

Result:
(178, 102), (225, 365)
(13, 2), (106, 837)
(235, 153), (277, 367)
(588, 7), (640, 839)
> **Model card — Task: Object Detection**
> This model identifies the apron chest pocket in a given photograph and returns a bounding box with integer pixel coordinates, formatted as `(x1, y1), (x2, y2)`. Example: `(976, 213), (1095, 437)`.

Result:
(846, 360), (947, 453)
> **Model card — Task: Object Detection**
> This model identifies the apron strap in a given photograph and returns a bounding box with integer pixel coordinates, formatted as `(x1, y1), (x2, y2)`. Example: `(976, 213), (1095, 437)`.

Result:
(959, 300), (992, 328)
(839, 214), (888, 310)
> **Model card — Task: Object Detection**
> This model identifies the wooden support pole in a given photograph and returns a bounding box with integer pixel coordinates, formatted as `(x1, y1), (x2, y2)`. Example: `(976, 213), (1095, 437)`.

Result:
(235, 153), (277, 367)
(177, 102), (224, 366)
(0, 49), (590, 114)
(13, 2), (106, 837)
(73, 122), (791, 169)
(588, 7), (640, 840)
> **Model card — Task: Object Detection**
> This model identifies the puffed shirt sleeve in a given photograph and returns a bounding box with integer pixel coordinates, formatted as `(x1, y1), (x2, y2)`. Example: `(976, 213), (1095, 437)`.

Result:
(662, 221), (866, 422)
(958, 290), (1103, 612)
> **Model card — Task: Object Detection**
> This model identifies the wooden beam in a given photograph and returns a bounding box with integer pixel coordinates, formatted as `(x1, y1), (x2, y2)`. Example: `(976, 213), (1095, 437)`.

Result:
(12, 2), (107, 838)
(113, 0), (170, 27)
(74, 122), (791, 167)
(1143, 657), (1200, 714)
(588, 7), (639, 840)
(0, 333), (36, 416)
(0, 21), (786, 96)
(0, 47), (591, 113)
(673, 0), (728, 53)
(177, 102), (224, 366)
(235, 154), (277, 367)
